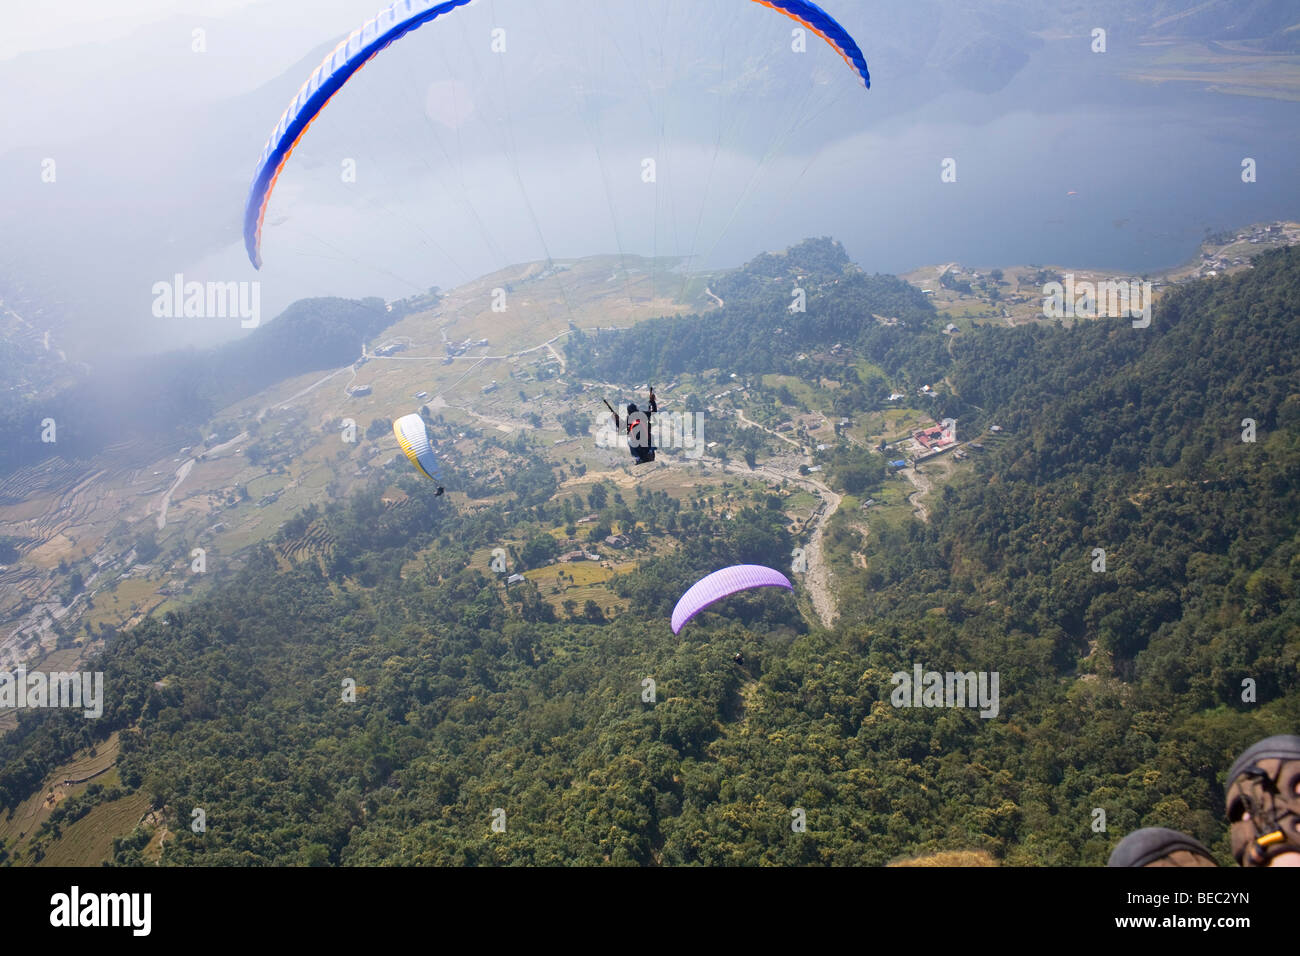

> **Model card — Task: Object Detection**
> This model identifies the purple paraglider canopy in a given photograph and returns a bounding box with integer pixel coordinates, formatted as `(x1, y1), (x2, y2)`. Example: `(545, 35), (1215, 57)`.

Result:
(671, 565), (794, 634)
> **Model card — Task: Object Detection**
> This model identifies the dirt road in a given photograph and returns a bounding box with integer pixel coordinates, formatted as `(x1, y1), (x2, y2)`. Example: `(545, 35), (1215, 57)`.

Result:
(736, 409), (802, 450)
(729, 410), (839, 624)
(798, 476), (841, 629)
(155, 459), (195, 530)
(712, 455), (841, 629)
(901, 465), (932, 523)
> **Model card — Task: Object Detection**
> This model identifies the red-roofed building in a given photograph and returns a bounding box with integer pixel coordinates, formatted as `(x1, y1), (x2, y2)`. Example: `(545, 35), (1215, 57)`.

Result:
(914, 425), (946, 450)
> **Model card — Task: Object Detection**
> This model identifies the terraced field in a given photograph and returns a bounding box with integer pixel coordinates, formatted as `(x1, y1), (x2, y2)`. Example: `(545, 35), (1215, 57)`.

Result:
(276, 518), (337, 564)
(0, 732), (126, 865)
(35, 786), (151, 867)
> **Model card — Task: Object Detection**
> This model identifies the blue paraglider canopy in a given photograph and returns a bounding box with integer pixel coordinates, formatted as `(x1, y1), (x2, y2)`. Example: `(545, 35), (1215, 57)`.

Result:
(243, 0), (870, 269)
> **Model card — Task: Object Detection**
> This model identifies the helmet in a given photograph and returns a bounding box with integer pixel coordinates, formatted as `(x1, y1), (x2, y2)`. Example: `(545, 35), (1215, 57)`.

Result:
(627, 403), (638, 414)
(1107, 827), (1217, 867)
(1225, 734), (1300, 866)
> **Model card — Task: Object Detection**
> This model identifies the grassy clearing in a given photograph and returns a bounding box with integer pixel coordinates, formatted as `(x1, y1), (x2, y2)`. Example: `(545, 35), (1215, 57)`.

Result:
(31, 645), (87, 674)
(526, 547), (644, 616)
(761, 374), (830, 414)
(852, 357), (889, 382)
(878, 407), (931, 440)
(531, 559), (614, 590)
(83, 577), (163, 631)
(859, 480), (916, 533)
(785, 490), (820, 513)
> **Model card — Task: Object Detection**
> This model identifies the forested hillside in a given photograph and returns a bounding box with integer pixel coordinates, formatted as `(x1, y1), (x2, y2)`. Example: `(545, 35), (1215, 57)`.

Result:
(0, 246), (1296, 866)
(565, 238), (948, 388)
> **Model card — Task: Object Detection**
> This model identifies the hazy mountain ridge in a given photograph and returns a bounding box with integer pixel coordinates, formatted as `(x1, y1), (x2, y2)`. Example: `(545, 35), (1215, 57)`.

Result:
(0, 297), (391, 477)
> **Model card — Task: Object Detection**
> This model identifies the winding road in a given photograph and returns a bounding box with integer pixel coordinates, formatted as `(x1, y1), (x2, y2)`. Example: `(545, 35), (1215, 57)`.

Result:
(731, 409), (840, 628)
(901, 465), (931, 523)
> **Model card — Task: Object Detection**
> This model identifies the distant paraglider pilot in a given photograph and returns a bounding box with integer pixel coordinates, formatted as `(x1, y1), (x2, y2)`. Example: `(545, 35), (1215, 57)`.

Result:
(605, 388), (656, 464)
(626, 403), (655, 464)
(394, 413), (446, 497)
